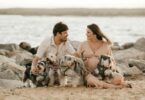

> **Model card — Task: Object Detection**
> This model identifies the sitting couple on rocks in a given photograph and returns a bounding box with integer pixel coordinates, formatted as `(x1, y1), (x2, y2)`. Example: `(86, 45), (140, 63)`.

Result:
(31, 22), (131, 89)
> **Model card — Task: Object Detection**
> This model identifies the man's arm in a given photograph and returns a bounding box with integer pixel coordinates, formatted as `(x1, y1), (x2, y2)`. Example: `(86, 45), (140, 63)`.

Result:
(31, 56), (41, 74)
(66, 40), (76, 55)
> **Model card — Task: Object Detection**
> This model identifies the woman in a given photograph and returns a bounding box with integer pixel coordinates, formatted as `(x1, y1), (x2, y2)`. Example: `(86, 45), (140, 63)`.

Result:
(75, 24), (129, 88)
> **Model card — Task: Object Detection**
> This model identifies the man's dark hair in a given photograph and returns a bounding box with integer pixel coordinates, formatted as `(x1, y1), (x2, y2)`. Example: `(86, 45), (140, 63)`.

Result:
(53, 22), (68, 36)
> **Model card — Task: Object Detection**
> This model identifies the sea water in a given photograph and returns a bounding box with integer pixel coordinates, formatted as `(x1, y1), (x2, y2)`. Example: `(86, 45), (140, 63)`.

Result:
(0, 15), (145, 46)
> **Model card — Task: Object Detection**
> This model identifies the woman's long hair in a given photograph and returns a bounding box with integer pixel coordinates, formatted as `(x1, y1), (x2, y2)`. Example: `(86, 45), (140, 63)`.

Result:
(87, 24), (112, 44)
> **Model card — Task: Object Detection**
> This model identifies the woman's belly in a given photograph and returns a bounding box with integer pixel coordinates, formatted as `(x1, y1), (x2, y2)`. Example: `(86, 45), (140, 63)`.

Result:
(85, 56), (99, 72)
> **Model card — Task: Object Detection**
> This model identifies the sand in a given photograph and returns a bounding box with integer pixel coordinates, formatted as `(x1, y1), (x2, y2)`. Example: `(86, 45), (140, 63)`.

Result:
(0, 74), (145, 100)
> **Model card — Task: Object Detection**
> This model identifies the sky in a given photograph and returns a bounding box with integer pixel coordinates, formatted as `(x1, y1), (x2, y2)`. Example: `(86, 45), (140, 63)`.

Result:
(0, 0), (145, 8)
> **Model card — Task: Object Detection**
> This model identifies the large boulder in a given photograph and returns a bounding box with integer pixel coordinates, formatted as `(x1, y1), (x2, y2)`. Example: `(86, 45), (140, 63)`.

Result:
(0, 49), (16, 57)
(19, 42), (31, 51)
(121, 42), (134, 49)
(117, 63), (142, 76)
(134, 37), (145, 52)
(111, 42), (123, 50)
(113, 47), (145, 64)
(0, 43), (20, 51)
(10, 50), (34, 66)
(128, 59), (145, 72)
(0, 55), (25, 80)
(0, 79), (23, 88)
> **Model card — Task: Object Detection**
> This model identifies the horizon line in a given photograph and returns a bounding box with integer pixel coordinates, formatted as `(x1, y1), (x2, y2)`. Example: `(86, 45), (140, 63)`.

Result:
(1, 7), (145, 9)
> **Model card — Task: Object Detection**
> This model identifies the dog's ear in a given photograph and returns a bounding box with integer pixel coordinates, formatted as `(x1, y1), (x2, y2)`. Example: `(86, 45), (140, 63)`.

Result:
(58, 57), (64, 66)
(46, 57), (53, 64)
(25, 63), (32, 68)
(74, 58), (86, 76)
(74, 61), (82, 76)
(98, 55), (102, 65)
(37, 64), (45, 73)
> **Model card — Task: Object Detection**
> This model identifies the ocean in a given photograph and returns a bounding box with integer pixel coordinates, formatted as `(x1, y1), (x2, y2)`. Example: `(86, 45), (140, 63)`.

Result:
(0, 15), (145, 46)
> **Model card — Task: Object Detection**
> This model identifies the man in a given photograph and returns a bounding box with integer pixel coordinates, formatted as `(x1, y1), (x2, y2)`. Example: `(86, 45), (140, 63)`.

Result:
(31, 22), (75, 74)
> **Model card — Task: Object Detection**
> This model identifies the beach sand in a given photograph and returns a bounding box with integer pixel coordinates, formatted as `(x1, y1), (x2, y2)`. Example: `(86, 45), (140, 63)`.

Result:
(0, 74), (144, 100)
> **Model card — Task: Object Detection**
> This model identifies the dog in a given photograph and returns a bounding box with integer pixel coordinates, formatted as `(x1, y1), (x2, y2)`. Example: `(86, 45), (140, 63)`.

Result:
(59, 54), (86, 76)
(92, 55), (127, 85)
(23, 61), (50, 88)
(23, 53), (58, 87)
(85, 73), (129, 89)
(59, 65), (84, 87)
(59, 55), (86, 87)
(45, 53), (61, 86)
(92, 55), (116, 80)
(48, 64), (61, 86)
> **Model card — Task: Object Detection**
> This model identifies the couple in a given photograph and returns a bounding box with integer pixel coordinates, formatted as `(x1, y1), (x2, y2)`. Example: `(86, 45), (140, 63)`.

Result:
(31, 22), (126, 88)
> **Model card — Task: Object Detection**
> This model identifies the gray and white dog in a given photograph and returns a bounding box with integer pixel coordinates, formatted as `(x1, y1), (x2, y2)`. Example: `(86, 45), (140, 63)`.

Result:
(23, 61), (50, 88)
(46, 53), (61, 86)
(92, 55), (114, 80)
(59, 55), (86, 87)
(92, 55), (121, 83)
(23, 53), (59, 87)
(48, 64), (61, 86)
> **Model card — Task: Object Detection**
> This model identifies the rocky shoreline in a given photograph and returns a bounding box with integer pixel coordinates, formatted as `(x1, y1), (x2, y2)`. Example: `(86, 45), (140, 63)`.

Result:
(0, 37), (145, 99)
(0, 8), (145, 16)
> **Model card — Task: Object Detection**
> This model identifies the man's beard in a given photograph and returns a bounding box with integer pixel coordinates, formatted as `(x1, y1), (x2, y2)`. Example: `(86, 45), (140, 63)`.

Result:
(61, 37), (67, 42)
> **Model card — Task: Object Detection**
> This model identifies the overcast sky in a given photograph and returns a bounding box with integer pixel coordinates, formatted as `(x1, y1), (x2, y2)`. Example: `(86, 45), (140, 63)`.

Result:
(0, 0), (145, 8)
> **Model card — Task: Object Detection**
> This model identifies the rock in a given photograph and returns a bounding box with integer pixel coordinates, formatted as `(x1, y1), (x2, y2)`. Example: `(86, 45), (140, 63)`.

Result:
(134, 37), (145, 51)
(19, 42), (39, 55)
(0, 79), (23, 88)
(0, 49), (10, 56)
(128, 59), (145, 72)
(28, 46), (38, 55)
(70, 41), (81, 50)
(113, 48), (145, 64)
(0, 49), (16, 57)
(0, 43), (20, 51)
(19, 42), (31, 51)
(117, 63), (142, 76)
(111, 42), (123, 50)
(121, 42), (134, 49)
(0, 55), (25, 80)
(0, 69), (20, 80)
(10, 50), (34, 66)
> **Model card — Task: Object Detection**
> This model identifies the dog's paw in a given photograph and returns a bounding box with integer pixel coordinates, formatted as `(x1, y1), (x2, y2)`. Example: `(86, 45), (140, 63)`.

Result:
(29, 81), (37, 88)
(30, 84), (37, 88)
(23, 82), (30, 88)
